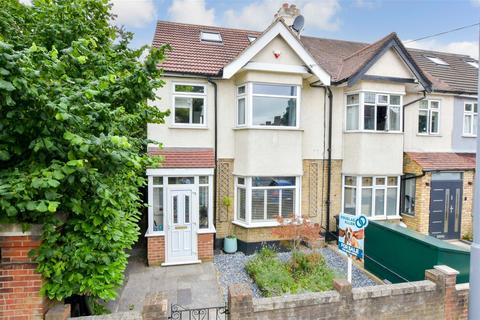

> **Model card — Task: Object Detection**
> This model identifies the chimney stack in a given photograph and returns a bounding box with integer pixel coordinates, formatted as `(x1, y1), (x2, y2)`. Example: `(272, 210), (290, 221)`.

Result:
(274, 3), (301, 28)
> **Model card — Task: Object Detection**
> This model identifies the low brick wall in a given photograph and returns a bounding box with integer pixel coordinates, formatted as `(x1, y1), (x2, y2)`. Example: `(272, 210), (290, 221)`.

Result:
(228, 265), (469, 320)
(147, 233), (214, 266)
(0, 224), (51, 320)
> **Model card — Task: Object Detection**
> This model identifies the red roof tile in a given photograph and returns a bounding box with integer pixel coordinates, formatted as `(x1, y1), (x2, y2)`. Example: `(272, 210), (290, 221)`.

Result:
(406, 152), (476, 171)
(148, 147), (215, 168)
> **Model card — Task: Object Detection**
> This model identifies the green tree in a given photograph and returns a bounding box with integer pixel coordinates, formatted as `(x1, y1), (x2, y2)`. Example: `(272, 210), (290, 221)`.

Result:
(0, 0), (168, 301)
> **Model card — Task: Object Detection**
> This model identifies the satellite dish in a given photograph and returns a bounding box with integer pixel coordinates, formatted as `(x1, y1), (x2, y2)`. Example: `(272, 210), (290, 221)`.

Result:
(292, 15), (305, 32)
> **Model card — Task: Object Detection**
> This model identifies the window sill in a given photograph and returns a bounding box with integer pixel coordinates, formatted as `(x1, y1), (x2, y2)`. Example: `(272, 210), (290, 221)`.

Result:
(168, 125), (209, 130)
(344, 130), (403, 134)
(145, 231), (165, 237)
(401, 213), (415, 217)
(462, 135), (477, 138)
(233, 127), (303, 132)
(198, 227), (216, 234)
(416, 133), (442, 137)
(232, 220), (280, 228)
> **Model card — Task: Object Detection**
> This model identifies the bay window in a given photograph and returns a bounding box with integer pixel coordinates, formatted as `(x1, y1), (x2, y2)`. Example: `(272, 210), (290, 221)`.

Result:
(345, 92), (402, 132)
(236, 83), (300, 128)
(235, 176), (300, 225)
(172, 83), (206, 126)
(463, 102), (478, 136)
(343, 175), (400, 219)
(418, 100), (440, 135)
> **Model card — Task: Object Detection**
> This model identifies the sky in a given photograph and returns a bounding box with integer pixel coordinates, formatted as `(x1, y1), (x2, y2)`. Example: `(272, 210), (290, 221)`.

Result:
(21, 0), (480, 58)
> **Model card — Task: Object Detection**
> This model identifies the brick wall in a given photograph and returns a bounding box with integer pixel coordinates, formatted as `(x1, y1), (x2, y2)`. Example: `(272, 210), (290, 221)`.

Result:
(402, 153), (475, 239)
(147, 236), (165, 266)
(228, 265), (469, 320)
(198, 233), (214, 261)
(0, 224), (51, 320)
(215, 158), (343, 244)
(147, 233), (214, 266)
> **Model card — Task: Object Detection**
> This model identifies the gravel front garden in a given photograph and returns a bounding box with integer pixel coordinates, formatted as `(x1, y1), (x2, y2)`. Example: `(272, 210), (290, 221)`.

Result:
(214, 246), (377, 300)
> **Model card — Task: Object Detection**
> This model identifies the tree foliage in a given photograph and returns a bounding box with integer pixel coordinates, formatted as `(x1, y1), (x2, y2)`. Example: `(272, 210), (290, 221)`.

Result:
(0, 0), (168, 300)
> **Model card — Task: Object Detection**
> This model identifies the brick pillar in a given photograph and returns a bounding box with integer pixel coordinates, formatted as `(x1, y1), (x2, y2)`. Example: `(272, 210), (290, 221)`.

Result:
(142, 292), (168, 320)
(198, 233), (214, 261)
(425, 265), (460, 320)
(147, 236), (165, 266)
(0, 224), (50, 320)
(228, 284), (254, 320)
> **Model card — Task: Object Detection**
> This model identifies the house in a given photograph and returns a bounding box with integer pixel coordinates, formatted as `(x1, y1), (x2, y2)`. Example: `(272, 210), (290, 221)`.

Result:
(145, 3), (479, 266)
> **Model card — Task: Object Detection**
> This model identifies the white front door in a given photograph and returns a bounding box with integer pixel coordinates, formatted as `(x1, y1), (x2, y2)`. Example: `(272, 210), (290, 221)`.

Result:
(166, 188), (197, 264)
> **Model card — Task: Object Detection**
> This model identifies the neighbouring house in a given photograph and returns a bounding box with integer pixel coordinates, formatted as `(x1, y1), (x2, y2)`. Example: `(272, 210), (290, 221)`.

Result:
(144, 3), (479, 266)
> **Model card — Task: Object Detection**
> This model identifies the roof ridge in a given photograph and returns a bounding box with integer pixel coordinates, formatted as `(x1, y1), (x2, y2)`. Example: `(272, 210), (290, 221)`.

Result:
(156, 20), (261, 35)
(343, 32), (397, 61)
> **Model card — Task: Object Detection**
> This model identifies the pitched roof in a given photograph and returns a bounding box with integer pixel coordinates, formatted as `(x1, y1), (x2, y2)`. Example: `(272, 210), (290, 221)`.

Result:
(152, 21), (478, 94)
(148, 147), (215, 168)
(406, 152), (476, 171)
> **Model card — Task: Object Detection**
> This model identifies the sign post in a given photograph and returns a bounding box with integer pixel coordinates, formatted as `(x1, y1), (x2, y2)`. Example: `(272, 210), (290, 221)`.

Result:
(338, 213), (368, 283)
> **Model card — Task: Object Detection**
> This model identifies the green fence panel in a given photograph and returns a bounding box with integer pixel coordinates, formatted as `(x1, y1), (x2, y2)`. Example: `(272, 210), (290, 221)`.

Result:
(364, 220), (470, 283)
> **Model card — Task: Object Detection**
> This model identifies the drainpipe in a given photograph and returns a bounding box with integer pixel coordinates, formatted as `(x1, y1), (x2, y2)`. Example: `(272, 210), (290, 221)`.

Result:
(402, 91), (426, 132)
(207, 78), (218, 247)
(325, 87), (334, 242)
(468, 25), (480, 320)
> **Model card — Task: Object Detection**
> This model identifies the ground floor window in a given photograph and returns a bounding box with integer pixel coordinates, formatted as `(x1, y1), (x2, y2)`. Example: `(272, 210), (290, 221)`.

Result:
(235, 176), (300, 225)
(147, 172), (214, 235)
(343, 175), (400, 219)
(401, 175), (416, 215)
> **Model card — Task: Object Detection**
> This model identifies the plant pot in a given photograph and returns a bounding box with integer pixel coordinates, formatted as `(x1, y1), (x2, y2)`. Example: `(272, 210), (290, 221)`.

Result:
(223, 236), (238, 253)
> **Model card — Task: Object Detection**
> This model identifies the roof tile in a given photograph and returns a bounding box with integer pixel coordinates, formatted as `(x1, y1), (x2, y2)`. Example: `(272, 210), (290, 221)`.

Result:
(406, 152), (476, 171)
(148, 147), (215, 168)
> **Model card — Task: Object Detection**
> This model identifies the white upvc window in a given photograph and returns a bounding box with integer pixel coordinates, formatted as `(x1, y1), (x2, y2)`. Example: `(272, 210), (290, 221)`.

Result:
(172, 83), (207, 127)
(342, 175), (400, 220)
(418, 100), (440, 135)
(146, 170), (214, 235)
(463, 102), (478, 137)
(234, 176), (300, 227)
(235, 83), (300, 129)
(345, 92), (402, 132)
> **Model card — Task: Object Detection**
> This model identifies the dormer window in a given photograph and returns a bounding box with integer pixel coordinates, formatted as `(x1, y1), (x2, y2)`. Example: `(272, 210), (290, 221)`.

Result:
(466, 61), (479, 69)
(425, 56), (449, 66)
(247, 35), (257, 43)
(200, 31), (222, 43)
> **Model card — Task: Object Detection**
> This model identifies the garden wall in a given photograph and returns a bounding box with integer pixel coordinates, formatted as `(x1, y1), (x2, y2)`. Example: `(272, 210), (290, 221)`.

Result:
(0, 224), (52, 320)
(228, 265), (469, 320)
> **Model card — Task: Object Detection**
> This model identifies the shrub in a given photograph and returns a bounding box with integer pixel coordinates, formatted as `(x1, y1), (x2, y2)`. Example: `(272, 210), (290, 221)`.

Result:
(246, 247), (334, 297)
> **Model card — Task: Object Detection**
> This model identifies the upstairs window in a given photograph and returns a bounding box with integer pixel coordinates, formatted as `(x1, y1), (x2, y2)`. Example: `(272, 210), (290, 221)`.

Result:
(463, 102), (478, 136)
(172, 83), (206, 126)
(235, 83), (300, 128)
(418, 100), (440, 135)
(425, 56), (449, 66)
(200, 31), (222, 43)
(345, 92), (402, 132)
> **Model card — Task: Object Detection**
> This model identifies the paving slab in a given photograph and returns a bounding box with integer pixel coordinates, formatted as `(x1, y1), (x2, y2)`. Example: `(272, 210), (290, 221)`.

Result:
(107, 260), (223, 313)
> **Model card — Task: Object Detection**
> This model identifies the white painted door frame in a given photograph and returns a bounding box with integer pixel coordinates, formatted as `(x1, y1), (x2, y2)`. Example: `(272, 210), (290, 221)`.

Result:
(164, 185), (199, 265)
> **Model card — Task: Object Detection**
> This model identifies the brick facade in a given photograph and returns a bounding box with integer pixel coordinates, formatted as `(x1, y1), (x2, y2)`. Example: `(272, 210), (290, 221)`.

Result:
(402, 153), (474, 239)
(215, 158), (343, 245)
(147, 233), (214, 266)
(228, 265), (469, 320)
(0, 225), (51, 320)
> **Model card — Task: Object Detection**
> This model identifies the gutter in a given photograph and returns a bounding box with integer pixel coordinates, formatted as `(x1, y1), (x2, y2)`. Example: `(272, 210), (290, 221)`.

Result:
(207, 78), (218, 245)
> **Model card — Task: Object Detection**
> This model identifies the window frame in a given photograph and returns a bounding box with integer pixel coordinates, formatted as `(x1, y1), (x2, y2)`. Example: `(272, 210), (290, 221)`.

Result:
(234, 176), (301, 227)
(463, 102), (478, 137)
(342, 175), (401, 220)
(345, 91), (403, 133)
(417, 99), (441, 135)
(146, 171), (215, 236)
(171, 82), (207, 128)
(235, 82), (301, 129)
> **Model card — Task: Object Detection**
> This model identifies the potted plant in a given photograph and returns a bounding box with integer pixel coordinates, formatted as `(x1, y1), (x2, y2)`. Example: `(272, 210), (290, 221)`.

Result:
(222, 196), (237, 253)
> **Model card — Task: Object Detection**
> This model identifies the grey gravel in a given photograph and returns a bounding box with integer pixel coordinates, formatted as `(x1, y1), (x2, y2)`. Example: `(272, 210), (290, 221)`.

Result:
(214, 246), (376, 301)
